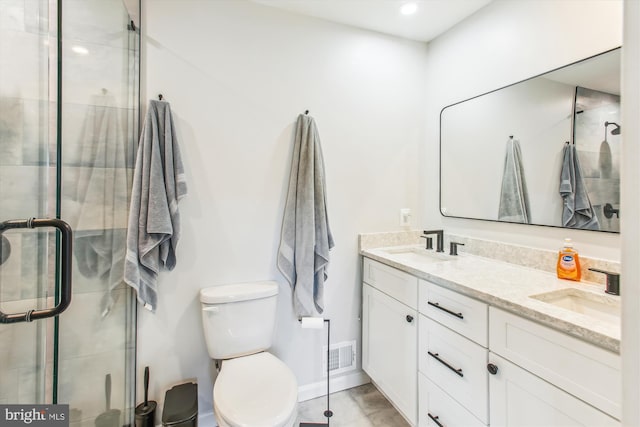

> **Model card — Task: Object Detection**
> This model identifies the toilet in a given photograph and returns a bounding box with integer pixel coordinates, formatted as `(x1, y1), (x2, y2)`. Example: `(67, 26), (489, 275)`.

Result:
(200, 281), (298, 427)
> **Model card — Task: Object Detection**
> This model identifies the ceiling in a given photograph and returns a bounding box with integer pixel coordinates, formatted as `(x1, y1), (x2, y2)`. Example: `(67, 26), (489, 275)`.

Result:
(252, 0), (493, 42)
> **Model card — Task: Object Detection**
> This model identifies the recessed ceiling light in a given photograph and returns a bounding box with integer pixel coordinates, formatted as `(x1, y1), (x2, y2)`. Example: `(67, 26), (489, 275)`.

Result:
(400, 2), (418, 15)
(72, 45), (89, 55)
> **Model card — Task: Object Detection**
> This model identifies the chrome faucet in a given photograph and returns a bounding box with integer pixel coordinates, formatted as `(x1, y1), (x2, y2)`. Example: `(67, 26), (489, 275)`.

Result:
(588, 268), (620, 296)
(422, 230), (444, 253)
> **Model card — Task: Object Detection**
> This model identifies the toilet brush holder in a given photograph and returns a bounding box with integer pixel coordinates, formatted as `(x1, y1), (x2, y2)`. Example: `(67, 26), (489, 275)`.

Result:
(299, 318), (332, 427)
(135, 367), (157, 427)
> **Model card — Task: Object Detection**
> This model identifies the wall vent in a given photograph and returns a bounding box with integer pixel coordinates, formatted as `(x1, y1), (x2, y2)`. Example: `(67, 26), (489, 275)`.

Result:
(322, 340), (356, 377)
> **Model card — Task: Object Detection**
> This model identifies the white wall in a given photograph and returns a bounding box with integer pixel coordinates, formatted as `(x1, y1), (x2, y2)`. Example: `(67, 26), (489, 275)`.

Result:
(139, 0), (428, 415)
(424, 0), (623, 260)
(621, 1), (640, 425)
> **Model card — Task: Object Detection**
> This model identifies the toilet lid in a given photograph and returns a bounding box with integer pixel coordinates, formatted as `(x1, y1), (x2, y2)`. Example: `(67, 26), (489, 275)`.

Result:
(214, 352), (297, 427)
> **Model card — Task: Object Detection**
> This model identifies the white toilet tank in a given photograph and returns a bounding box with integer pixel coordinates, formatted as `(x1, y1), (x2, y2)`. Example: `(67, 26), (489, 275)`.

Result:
(200, 281), (279, 359)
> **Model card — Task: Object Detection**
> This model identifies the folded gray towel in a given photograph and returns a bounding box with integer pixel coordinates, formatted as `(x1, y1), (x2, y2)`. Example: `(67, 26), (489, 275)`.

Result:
(277, 114), (334, 316)
(560, 144), (599, 230)
(498, 138), (530, 223)
(124, 100), (187, 312)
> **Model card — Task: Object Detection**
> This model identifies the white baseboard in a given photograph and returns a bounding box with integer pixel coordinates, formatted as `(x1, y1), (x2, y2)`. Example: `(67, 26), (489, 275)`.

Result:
(297, 370), (370, 402)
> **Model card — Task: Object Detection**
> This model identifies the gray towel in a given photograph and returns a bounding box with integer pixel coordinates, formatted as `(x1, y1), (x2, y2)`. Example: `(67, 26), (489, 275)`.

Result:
(277, 114), (334, 316)
(560, 144), (599, 230)
(71, 94), (129, 316)
(498, 138), (530, 223)
(124, 100), (187, 312)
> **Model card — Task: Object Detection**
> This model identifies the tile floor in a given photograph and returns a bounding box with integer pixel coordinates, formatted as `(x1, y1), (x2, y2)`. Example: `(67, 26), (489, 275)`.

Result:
(297, 383), (410, 427)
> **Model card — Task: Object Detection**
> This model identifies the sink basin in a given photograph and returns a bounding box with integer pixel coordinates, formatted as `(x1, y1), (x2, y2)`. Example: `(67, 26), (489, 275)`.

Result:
(530, 288), (620, 324)
(381, 247), (451, 264)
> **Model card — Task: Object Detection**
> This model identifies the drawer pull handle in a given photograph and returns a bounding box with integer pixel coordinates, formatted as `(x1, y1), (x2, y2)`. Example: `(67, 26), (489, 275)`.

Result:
(428, 413), (445, 427)
(427, 301), (464, 319)
(406, 315), (414, 323)
(428, 351), (463, 377)
(487, 363), (499, 375)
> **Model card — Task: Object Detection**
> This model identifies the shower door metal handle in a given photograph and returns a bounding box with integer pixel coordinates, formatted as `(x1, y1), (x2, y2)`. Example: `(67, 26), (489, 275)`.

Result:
(0, 218), (73, 324)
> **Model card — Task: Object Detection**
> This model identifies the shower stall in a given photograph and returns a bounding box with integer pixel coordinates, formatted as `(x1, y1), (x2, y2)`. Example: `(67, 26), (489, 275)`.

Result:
(0, 0), (139, 425)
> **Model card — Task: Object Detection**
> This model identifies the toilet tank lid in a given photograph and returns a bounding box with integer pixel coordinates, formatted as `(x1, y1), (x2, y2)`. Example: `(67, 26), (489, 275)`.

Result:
(200, 281), (279, 304)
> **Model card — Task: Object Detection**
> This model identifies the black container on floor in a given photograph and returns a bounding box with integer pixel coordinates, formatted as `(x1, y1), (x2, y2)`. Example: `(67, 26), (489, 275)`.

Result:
(135, 367), (157, 427)
(162, 383), (198, 427)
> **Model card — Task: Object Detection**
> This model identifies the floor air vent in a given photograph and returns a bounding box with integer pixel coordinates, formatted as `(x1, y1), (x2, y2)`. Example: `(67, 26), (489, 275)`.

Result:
(323, 340), (356, 377)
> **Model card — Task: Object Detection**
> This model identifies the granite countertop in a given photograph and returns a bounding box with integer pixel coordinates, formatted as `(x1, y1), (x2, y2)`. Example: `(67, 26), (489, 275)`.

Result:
(361, 245), (621, 354)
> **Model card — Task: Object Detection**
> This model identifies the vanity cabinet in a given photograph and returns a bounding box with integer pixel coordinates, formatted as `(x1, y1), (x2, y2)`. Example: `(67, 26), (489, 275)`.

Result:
(362, 256), (621, 427)
(362, 259), (418, 425)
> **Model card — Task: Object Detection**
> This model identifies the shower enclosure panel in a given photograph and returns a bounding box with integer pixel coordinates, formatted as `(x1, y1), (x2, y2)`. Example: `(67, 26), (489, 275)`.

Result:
(0, 0), (139, 424)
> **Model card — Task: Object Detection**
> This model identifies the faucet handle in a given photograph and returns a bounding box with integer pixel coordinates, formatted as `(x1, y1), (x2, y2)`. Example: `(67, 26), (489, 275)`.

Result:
(420, 235), (433, 250)
(588, 268), (620, 296)
(450, 242), (465, 256)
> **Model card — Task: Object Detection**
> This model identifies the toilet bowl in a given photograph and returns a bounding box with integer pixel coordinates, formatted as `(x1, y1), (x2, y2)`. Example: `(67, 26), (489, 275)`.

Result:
(213, 352), (297, 427)
(199, 282), (298, 427)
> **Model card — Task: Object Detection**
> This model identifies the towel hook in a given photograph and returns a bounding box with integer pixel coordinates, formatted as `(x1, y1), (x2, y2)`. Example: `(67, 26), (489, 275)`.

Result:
(304, 110), (309, 115)
(158, 94), (164, 101)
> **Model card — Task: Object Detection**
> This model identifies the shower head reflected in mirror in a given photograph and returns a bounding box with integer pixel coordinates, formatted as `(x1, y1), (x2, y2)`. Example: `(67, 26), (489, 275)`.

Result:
(605, 121), (621, 136)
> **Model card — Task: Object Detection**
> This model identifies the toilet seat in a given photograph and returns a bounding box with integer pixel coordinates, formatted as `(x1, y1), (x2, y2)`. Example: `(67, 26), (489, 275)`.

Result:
(214, 352), (298, 427)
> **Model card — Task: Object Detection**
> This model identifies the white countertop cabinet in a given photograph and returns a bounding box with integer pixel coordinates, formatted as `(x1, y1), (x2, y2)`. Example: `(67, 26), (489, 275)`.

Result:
(361, 255), (621, 427)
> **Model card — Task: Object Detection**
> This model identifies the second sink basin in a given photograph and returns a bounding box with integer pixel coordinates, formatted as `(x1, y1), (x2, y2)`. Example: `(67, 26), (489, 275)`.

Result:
(382, 247), (451, 264)
(530, 288), (620, 325)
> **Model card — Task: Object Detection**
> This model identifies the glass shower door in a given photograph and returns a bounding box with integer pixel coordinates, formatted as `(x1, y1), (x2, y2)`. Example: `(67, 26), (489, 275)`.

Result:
(0, 0), (138, 423)
(58, 1), (139, 425)
(0, 0), (61, 404)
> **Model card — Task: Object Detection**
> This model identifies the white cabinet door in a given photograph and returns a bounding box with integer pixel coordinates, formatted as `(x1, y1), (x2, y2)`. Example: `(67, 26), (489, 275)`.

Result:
(489, 353), (619, 427)
(489, 307), (620, 419)
(363, 283), (417, 425)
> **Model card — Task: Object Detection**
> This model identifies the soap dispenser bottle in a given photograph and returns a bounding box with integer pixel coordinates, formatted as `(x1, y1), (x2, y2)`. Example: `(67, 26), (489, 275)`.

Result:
(557, 238), (581, 281)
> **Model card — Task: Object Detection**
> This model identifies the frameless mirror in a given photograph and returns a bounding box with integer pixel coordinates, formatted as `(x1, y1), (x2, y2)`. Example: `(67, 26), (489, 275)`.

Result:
(440, 48), (620, 232)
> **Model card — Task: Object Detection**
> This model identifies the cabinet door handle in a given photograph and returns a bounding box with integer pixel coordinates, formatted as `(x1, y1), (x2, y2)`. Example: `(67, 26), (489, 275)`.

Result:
(487, 363), (499, 375)
(428, 413), (445, 427)
(427, 301), (464, 319)
(428, 351), (463, 377)
(406, 315), (414, 323)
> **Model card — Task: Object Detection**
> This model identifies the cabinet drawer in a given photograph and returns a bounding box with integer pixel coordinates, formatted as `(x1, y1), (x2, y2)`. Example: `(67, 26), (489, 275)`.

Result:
(419, 280), (488, 346)
(419, 315), (488, 424)
(419, 374), (486, 427)
(363, 258), (418, 309)
(489, 307), (621, 419)
(489, 353), (619, 427)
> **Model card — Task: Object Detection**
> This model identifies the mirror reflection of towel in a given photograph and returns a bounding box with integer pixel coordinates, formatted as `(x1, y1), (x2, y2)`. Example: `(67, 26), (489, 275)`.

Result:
(560, 144), (600, 230)
(498, 138), (530, 223)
